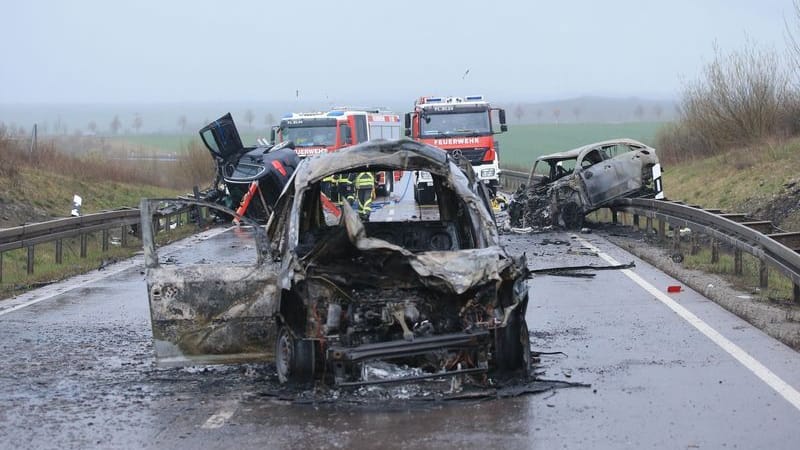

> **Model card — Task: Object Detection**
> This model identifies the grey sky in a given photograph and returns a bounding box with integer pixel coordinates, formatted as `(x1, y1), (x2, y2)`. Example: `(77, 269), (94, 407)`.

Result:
(1, 0), (794, 104)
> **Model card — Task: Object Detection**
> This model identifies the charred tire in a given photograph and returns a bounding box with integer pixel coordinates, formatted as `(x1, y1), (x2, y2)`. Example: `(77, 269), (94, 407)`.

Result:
(559, 201), (584, 229)
(275, 326), (315, 384)
(494, 311), (530, 372)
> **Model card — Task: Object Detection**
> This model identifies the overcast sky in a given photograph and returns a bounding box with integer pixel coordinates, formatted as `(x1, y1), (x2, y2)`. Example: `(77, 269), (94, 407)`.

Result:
(1, 0), (794, 104)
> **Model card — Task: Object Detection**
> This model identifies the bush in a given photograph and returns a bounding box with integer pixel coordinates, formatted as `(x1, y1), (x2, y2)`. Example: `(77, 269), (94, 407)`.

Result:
(658, 43), (800, 164)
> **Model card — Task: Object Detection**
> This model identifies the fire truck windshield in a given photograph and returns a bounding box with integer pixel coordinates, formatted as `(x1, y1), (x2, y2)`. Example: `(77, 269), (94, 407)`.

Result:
(419, 111), (491, 137)
(281, 125), (337, 147)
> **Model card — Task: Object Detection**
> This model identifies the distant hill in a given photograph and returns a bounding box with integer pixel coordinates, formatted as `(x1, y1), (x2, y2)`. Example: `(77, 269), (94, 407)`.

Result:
(0, 96), (678, 135)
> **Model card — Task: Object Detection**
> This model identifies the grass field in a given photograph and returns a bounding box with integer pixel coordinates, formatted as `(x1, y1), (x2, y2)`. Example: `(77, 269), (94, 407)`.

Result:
(107, 122), (665, 171)
(496, 121), (665, 169)
(107, 131), (268, 154)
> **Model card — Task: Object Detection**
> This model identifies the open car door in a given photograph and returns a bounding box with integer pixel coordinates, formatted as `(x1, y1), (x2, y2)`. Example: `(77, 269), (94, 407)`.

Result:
(199, 113), (244, 161)
(140, 199), (279, 366)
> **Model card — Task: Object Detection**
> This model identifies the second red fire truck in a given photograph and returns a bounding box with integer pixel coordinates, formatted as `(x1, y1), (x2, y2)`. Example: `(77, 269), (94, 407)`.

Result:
(404, 95), (507, 203)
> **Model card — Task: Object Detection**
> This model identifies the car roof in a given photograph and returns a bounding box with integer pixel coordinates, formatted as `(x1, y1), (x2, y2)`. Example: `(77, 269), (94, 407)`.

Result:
(535, 138), (651, 162)
(292, 138), (449, 185)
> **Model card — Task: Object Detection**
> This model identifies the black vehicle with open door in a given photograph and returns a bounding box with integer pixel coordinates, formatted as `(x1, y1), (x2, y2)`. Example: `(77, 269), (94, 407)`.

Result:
(199, 113), (300, 222)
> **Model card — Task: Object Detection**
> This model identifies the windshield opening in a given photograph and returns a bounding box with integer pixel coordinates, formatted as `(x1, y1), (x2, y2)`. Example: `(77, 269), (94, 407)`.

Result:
(281, 125), (337, 147)
(419, 111), (490, 137)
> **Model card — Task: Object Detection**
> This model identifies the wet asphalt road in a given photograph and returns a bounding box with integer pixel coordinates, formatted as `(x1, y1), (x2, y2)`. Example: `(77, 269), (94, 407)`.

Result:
(2, 195), (800, 448)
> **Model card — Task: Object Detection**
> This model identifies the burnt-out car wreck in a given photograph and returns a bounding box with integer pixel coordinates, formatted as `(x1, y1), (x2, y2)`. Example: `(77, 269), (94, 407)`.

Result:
(199, 113), (300, 223)
(508, 138), (664, 229)
(142, 139), (530, 386)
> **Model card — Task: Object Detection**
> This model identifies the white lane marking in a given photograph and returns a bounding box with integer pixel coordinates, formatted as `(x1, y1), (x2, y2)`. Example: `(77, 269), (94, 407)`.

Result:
(201, 404), (237, 429)
(575, 235), (800, 412)
(0, 225), (236, 317)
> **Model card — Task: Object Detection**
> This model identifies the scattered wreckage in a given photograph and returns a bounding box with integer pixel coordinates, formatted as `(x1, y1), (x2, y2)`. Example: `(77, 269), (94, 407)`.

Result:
(508, 138), (664, 229)
(142, 139), (530, 387)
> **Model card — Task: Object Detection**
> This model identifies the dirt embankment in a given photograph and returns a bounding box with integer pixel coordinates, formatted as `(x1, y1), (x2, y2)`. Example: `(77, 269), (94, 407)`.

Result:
(0, 198), (54, 228)
(748, 178), (800, 231)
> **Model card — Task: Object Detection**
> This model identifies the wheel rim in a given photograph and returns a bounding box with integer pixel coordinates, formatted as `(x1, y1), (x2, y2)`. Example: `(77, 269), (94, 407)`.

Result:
(276, 328), (293, 384)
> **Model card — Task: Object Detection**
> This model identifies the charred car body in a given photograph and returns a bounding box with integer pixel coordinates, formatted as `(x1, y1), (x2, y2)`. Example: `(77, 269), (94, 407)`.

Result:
(199, 113), (300, 222)
(509, 138), (663, 229)
(143, 139), (530, 386)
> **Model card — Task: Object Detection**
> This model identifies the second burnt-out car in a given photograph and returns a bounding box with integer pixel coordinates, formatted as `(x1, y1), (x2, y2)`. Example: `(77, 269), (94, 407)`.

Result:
(142, 139), (530, 386)
(509, 138), (664, 229)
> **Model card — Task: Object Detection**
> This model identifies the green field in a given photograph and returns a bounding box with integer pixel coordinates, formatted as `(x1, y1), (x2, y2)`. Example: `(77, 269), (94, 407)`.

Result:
(496, 122), (665, 169)
(108, 122), (665, 171)
(107, 131), (269, 154)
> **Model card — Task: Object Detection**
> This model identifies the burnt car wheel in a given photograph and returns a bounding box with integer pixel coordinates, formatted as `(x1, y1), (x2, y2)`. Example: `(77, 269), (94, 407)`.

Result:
(275, 326), (315, 384)
(558, 201), (584, 229)
(494, 311), (530, 372)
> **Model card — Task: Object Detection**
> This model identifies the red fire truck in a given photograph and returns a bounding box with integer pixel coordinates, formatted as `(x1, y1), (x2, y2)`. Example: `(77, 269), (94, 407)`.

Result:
(272, 109), (402, 192)
(404, 95), (507, 202)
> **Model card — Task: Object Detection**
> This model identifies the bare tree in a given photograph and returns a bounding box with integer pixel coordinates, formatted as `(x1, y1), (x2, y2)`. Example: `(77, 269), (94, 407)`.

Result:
(178, 115), (187, 132)
(513, 104), (525, 123)
(110, 115), (121, 135)
(552, 108), (561, 123)
(132, 114), (143, 134)
(265, 113), (275, 128)
(87, 121), (97, 134)
(572, 106), (581, 122)
(244, 109), (255, 129)
(653, 105), (663, 120)
(535, 109), (543, 122)
(633, 104), (645, 121)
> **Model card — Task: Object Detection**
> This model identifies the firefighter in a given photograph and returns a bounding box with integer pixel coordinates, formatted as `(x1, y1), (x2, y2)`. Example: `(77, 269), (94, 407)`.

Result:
(355, 171), (375, 219)
(336, 172), (355, 206)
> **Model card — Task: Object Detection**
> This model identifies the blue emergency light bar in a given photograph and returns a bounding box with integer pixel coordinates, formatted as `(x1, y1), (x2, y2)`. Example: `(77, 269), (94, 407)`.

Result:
(326, 110), (345, 116)
(465, 95), (484, 101)
(425, 97), (443, 103)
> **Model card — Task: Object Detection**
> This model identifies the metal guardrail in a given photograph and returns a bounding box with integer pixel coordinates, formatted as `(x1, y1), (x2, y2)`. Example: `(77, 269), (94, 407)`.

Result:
(500, 169), (528, 191)
(0, 204), (199, 283)
(612, 198), (800, 303)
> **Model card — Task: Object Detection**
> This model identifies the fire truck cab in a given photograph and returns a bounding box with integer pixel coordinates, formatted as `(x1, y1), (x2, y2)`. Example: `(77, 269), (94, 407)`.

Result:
(272, 109), (402, 193)
(405, 95), (507, 203)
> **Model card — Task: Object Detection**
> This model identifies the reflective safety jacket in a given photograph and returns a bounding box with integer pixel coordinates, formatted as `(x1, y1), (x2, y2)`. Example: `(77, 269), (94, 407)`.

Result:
(355, 172), (375, 189)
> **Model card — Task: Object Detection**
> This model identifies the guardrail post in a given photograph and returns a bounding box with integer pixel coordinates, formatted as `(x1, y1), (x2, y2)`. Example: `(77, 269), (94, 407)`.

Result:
(672, 226), (680, 250)
(690, 235), (700, 255)
(658, 220), (666, 242)
(193, 186), (206, 228)
(759, 260), (769, 289)
(611, 209), (618, 224)
(166, 214), (172, 234)
(102, 229), (109, 252)
(734, 249), (743, 275)
(80, 234), (88, 258)
(27, 246), (35, 275)
(121, 226), (128, 247)
(794, 283), (799, 304)
(55, 239), (63, 264)
(711, 240), (720, 264)
(633, 214), (640, 230)
(0, 252), (4, 283)
(646, 217), (653, 234)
